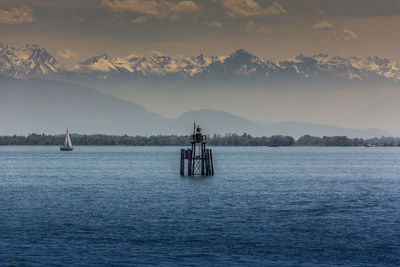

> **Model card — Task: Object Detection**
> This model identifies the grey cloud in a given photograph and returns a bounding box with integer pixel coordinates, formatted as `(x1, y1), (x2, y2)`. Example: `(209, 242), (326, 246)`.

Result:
(246, 20), (275, 35)
(303, 0), (400, 17)
(314, 8), (325, 16)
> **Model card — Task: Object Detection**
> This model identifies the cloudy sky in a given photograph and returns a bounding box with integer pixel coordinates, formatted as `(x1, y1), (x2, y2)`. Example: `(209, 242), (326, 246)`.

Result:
(1, 0), (400, 65)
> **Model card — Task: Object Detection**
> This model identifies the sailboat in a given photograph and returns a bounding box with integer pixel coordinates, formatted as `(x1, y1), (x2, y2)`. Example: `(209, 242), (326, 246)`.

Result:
(60, 129), (73, 151)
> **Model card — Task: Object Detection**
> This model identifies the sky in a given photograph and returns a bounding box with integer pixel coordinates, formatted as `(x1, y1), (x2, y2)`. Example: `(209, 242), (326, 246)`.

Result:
(1, 0), (400, 66)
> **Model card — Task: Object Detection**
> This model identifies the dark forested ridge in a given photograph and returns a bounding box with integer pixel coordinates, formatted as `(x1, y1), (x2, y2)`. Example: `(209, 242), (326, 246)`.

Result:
(0, 133), (399, 147)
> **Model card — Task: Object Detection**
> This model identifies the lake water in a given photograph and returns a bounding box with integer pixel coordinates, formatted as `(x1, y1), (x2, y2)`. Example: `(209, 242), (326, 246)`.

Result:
(0, 146), (399, 266)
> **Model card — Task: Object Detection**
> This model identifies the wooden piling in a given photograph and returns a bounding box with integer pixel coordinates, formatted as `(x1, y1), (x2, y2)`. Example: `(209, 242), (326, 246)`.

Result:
(201, 143), (205, 176)
(191, 144), (195, 176)
(187, 149), (192, 176)
(180, 149), (185, 176)
(205, 149), (210, 175)
(210, 149), (214, 175)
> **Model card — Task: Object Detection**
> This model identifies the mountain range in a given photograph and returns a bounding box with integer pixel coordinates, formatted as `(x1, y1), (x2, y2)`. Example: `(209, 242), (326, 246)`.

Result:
(0, 43), (397, 137)
(1, 43), (400, 83)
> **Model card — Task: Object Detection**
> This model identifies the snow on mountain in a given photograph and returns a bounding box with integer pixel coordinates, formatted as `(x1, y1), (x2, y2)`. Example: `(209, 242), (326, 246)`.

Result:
(71, 53), (121, 73)
(1, 43), (400, 82)
(125, 55), (188, 76)
(71, 52), (225, 77)
(0, 43), (64, 78)
(279, 54), (400, 81)
(199, 49), (279, 78)
(72, 48), (400, 82)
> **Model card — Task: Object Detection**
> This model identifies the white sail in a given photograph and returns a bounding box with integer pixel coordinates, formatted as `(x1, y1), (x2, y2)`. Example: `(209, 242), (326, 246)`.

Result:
(64, 130), (72, 148)
(67, 132), (72, 148)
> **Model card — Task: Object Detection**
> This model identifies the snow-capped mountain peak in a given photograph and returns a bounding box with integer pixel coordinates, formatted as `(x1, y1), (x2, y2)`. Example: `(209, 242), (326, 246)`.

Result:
(227, 49), (263, 64)
(1, 43), (400, 82)
(279, 53), (400, 80)
(71, 53), (122, 73)
(0, 43), (64, 78)
(71, 51), (226, 77)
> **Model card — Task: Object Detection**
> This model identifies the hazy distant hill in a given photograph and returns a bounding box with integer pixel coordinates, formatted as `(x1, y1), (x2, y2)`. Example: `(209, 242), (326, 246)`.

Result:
(172, 109), (388, 138)
(0, 76), (388, 138)
(173, 109), (265, 135)
(343, 93), (400, 134)
(0, 75), (169, 135)
(261, 121), (387, 139)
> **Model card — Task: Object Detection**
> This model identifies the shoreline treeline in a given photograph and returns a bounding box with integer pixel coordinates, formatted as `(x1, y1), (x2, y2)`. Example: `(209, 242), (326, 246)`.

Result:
(1, 133), (400, 146)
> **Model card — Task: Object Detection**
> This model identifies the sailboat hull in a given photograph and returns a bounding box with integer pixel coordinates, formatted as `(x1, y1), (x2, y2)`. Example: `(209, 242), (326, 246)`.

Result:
(60, 146), (73, 151)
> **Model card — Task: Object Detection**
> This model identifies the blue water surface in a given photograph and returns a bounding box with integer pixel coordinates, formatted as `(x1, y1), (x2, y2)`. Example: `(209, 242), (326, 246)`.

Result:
(0, 146), (399, 266)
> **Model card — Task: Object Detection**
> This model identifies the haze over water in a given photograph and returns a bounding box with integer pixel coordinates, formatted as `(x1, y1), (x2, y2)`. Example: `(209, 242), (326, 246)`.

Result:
(1, 146), (399, 266)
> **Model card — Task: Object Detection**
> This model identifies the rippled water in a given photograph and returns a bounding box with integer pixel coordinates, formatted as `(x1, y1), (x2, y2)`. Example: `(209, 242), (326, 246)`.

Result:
(0, 146), (399, 266)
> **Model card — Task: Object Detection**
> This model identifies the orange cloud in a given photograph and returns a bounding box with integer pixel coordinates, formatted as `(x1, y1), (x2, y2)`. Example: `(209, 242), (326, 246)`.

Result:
(256, 26), (275, 35)
(131, 16), (147, 23)
(215, 0), (286, 18)
(205, 21), (222, 27)
(102, 0), (200, 20)
(313, 21), (334, 30)
(0, 5), (35, 24)
(342, 29), (358, 40)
